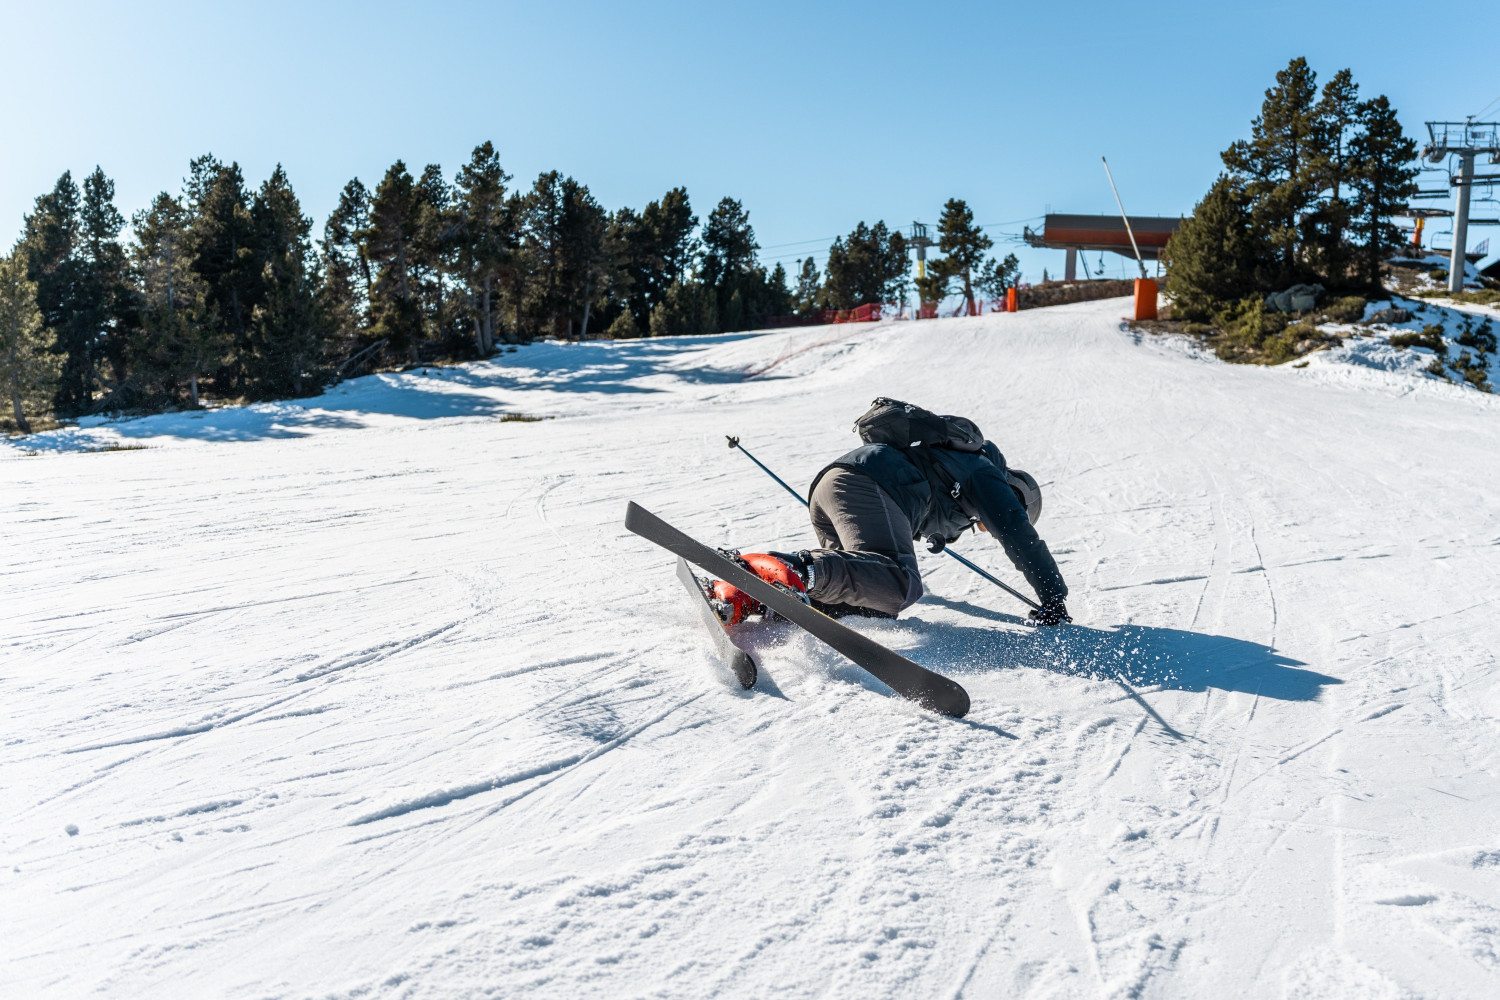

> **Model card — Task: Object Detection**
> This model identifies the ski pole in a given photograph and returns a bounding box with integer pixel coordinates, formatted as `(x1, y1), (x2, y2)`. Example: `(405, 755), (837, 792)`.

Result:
(936, 547), (1040, 611)
(725, 436), (1041, 612)
(726, 436), (810, 507)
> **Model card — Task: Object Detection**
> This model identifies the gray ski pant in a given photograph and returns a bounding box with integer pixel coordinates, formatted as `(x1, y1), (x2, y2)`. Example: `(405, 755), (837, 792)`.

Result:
(806, 468), (923, 616)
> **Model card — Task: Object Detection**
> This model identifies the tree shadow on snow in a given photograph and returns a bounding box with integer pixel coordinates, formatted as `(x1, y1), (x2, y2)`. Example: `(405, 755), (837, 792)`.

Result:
(9, 334), (771, 451)
(441, 333), (765, 394)
(900, 595), (1340, 703)
(17, 408), (373, 451)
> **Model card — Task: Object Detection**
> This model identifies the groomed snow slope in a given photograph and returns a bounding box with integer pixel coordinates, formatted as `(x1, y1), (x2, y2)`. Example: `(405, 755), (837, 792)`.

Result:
(5, 298), (1500, 999)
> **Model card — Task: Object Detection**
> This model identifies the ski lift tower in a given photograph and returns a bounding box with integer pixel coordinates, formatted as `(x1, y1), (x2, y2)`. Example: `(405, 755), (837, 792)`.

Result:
(909, 222), (935, 280)
(1423, 120), (1500, 293)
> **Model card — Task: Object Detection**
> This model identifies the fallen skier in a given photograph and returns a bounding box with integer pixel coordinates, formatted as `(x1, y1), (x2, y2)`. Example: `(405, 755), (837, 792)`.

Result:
(711, 397), (1072, 627)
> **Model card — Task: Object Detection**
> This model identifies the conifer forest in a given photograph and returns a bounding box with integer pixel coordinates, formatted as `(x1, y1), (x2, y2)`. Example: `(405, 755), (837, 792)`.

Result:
(0, 57), (1453, 428)
(0, 143), (1023, 429)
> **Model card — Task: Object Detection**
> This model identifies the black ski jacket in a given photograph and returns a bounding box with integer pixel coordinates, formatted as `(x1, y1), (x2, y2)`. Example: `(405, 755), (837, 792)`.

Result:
(811, 442), (1068, 604)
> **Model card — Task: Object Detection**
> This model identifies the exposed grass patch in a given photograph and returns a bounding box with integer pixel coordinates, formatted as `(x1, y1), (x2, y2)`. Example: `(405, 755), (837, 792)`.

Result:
(1429, 289), (1500, 307)
(1321, 295), (1368, 323)
(1387, 318), (1495, 392)
(1389, 326), (1447, 355)
(80, 442), (151, 453)
(1450, 351), (1494, 392)
(497, 413), (548, 423)
(2, 415), (65, 435)
(1139, 295), (1359, 365)
(1195, 297), (1346, 365)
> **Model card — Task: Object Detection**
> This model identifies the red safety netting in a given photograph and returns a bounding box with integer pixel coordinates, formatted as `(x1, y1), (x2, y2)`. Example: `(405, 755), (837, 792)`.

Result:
(766, 303), (889, 328)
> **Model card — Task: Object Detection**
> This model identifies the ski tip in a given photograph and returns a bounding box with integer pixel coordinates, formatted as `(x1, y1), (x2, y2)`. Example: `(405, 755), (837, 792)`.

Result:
(624, 500), (651, 533)
(928, 683), (971, 719)
(732, 650), (757, 690)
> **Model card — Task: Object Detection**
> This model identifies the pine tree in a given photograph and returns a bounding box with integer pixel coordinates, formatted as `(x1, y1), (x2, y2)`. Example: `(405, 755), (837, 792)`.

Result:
(132, 192), (222, 405)
(1348, 95), (1419, 289)
(794, 257), (821, 314)
(72, 168), (137, 409)
(413, 164), (456, 347)
(558, 180), (610, 339)
(823, 237), (853, 309)
(936, 198), (992, 310)
(453, 142), (515, 353)
(1310, 68), (1360, 283)
(189, 161), (261, 392)
(914, 266), (949, 307)
(589, 216), (633, 340)
(649, 279), (715, 337)
(185, 154), (224, 210)
(516, 173), (612, 339)
(767, 262), (792, 317)
(609, 206), (643, 323)
(823, 221), (908, 308)
(22, 172), (90, 413)
(1171, 59), (1420, 318)
(19, 168), (136, 415)
(710, 261), (789, 333)
(700, 198), (758, 294)
(615, 187), (699, 332)
(604, 306), (640, 338)
(0, 248), (59, 432)
(79, 168), (137, 406)
(363, 161), (423, 360)
(977, 253), (1021, 298)
(1221, 57), (1322, 285)
(1163, 176), (1264, 319)
(503, 190), (529, 340)
(323, 178), (374, 344)
(519, 171), (566, 338)
(607, 207), (646, 331)
(700, 198), (763, 331)
(645, 187), (698, 289)
(246, 166), (329, 397)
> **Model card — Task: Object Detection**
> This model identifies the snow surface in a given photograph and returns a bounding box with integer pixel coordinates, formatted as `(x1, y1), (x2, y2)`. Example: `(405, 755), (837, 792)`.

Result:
(5, 297), (1500, 999)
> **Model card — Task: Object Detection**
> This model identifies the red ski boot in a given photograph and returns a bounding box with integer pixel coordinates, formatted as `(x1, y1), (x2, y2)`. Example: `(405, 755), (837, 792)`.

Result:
(706, 551), (812, 624)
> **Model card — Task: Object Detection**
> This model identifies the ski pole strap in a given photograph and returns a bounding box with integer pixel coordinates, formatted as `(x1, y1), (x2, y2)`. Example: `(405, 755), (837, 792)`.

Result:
(726, 436), (809, 508)
(940, 548), (1041, 611)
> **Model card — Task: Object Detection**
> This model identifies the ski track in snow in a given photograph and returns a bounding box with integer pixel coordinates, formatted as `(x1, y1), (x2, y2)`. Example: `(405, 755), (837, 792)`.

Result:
(3, 300), (1500, 998)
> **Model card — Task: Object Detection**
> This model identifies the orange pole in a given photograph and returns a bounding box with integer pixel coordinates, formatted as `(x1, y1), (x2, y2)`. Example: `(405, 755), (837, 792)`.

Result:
(1133, 278), (1158, 321)
(1005, 287), (1017, 313)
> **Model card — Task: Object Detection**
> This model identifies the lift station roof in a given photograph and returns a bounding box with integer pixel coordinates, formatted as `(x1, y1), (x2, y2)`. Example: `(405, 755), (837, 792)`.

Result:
(1024, 214), (1182, 260)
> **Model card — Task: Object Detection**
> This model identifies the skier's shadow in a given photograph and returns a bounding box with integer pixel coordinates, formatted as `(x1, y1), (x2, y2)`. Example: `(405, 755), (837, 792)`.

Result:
(899, 595), (1341, 703)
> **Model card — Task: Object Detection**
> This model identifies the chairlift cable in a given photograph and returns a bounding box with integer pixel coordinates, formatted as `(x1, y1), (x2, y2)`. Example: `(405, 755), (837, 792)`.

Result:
(1472, 94), (1500, 119)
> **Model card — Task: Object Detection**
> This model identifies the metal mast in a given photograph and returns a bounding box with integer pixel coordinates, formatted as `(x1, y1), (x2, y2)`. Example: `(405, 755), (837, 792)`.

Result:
(908, 222), (934, 279)
(1423, 120), (1500, 293)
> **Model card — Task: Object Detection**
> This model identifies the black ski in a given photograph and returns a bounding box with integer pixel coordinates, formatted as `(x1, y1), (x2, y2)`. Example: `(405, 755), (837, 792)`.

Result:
(626, 502), (970, 718)
(676, 556), (757, 689)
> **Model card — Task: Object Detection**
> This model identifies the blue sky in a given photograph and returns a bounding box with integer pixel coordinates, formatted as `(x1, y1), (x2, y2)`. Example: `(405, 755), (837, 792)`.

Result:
(2, 0), (1495, 283)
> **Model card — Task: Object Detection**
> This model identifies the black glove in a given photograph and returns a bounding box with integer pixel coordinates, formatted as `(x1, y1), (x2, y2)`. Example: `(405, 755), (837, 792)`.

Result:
(1027, 598), (1072, 627)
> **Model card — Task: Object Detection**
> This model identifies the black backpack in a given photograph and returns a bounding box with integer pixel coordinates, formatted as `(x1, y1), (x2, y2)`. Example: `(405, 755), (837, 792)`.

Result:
(853, 398), (985, 453)
(852, 398), (996, 547)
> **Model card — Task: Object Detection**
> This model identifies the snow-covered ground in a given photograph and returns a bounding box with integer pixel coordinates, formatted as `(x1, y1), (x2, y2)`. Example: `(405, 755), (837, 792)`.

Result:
(5, 298), (1500, 999)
